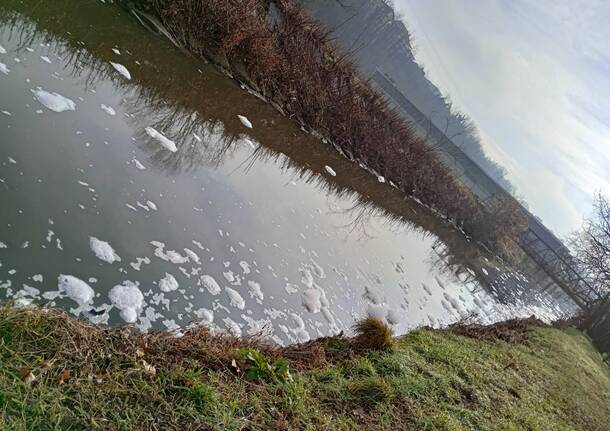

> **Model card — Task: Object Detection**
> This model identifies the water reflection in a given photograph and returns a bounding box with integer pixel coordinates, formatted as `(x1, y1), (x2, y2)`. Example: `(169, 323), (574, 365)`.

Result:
(0, 0), (575, 342)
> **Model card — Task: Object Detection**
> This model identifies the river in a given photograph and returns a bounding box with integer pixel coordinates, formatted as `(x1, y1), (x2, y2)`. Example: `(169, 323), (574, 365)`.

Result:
(0, 0), (574, 344)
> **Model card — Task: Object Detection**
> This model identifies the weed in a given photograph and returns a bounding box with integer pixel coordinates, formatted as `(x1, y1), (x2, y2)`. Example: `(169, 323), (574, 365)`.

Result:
(188, 382), (216, 406)
(238, 347), (292, 383)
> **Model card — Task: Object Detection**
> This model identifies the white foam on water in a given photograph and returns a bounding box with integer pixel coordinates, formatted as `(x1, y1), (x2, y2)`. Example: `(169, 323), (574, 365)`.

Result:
(0, 45), (5, 54)
(225, 287), (245, 309)
(386, 308), (402, 325)
(241, 315), (272, 336)
(146, 200), (157, 211)
(159, 272), (179, 292)
(222, 317), (242, 337)
(183, 248), (199, 264)
(192, 240), (205, 250)
(299, 266), (314, 288)
(301, 288), (322, 313)
(288, 313), (310, 343)
(1, 110), (11, 116)
(239, 261), (251, 274)
(133, 159), (146, 170)
(100, 104), (116, 116)
(377, 175), (385, 183)
(366, 303), (389, 322)
(89, 236), (121, 264)
(324, 165), (336, 176)
(57, 274), (94, 306)
(194, 307), (214, 324)
(129, 257), (151, 271)
(110, 62), (131, 80)
(162, 319), (182, 334)
(481, 268), (489, 276)
(144, 127), (177, 152)
(443, 292), (467, 317)
(112, 48), (121, 55)
(15, 284), (40, 299)
(0, 63), (9, 75)
(237, 115), (253, 129)
(223, 271), (235, 283)
(151, 241), (189, 264)
(108, 281), (144, 323)
(284, 283), (299, 294)
(0, 242), (7, 248)
(40, 56), (51, 64)
(247, 281), (264, 303)
(31, 274), (43, 283)
(42, 290), (61, 300)
(196, 275), (220, 295)
(33, 89), (76, 112)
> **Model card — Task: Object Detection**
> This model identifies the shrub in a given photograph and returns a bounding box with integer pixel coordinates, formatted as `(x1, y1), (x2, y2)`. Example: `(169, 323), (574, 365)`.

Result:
(353, 317), (394, 351)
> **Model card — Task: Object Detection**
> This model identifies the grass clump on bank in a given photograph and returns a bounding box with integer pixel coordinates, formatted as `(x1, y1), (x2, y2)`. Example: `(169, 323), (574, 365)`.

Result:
(2, 306), (610, 430)
(131, 0), (528, 261)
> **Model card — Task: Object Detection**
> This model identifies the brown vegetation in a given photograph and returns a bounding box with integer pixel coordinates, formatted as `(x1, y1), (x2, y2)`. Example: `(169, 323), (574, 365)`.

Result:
(443, 316), (547, 343)
(136, 0), (527, 259)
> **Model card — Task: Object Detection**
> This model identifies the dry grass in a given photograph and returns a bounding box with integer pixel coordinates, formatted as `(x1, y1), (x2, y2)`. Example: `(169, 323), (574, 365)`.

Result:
(353, 317), (394, 351)
(443, 316), (547, 343)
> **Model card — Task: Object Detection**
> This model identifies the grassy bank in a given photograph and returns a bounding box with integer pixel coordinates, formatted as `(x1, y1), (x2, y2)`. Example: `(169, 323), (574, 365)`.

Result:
(130, 0), (528, 261)
(1, 307), (610, 430)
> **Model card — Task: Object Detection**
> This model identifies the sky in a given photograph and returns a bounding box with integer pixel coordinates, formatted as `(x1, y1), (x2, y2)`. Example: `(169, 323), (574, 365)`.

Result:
(392, 0), (610, 237)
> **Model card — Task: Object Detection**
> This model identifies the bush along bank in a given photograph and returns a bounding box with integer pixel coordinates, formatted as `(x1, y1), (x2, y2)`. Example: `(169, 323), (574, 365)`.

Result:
(2, 307), (610, 430)
(129, 0), (528, 262)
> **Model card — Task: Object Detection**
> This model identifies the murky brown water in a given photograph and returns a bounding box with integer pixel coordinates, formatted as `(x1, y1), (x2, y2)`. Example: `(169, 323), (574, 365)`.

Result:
(0, 0), (573, 344)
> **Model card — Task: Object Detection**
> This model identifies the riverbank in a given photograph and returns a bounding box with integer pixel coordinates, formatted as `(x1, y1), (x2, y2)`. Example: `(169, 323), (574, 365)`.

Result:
(2, 306), (609, 430)
(129, 0), (528, 263)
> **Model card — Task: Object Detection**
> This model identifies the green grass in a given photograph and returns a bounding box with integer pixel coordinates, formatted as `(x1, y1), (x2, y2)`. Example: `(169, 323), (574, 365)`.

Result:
(1, 307), (610, 430)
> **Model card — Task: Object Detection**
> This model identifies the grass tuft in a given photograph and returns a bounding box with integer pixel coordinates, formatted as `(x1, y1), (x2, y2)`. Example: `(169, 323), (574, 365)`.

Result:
(353, 317), (394, 352)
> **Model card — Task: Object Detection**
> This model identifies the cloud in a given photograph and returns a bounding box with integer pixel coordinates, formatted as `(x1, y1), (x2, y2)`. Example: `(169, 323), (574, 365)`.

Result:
(394, 0), (610, 236)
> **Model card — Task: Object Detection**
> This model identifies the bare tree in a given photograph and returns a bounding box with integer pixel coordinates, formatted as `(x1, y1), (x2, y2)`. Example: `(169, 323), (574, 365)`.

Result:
(571, 193), (610, 296)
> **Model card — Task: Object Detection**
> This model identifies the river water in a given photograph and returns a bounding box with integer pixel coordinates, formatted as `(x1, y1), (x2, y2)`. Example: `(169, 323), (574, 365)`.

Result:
(0, 0), (574, 344)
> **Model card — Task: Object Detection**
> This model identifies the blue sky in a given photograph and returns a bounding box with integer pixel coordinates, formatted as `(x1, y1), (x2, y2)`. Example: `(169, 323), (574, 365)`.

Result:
(393, 0), (610, 237)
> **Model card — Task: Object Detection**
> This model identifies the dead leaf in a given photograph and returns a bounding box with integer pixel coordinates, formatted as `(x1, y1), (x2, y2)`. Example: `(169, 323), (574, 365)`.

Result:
(56, 369), (71, 384)
(141, 360), (156, 376)
(135, 348), (145, 357)
(19, 367), (31, 379)
(230, 359), (241, 374)
(25, 373), (37, 385)
(19, 368), (36, 385)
